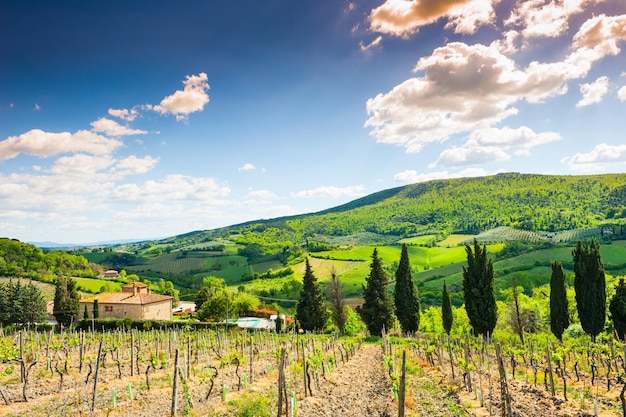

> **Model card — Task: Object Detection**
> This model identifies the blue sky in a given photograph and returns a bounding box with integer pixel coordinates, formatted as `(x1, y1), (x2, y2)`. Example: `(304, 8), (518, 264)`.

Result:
(2, 0), (626, 244)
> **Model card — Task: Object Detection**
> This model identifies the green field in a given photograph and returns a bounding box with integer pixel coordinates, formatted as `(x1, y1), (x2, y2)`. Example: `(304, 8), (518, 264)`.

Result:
(74, 277), (123, 293)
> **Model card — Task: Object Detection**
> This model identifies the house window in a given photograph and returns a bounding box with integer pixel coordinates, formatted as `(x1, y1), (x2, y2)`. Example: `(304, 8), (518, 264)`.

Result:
(104, 306), (113, 312)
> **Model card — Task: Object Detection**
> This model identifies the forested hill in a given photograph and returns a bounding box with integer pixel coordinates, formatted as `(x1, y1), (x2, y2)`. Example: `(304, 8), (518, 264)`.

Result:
(165, 173), (626, 248)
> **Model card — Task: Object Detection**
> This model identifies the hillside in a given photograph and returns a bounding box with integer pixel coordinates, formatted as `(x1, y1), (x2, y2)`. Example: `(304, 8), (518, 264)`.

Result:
(155, 172), (626, 250)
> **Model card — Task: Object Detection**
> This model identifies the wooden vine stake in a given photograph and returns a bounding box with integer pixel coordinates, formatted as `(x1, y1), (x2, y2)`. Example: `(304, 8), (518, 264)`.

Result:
(398, 350), (406, 417)
(171, 349), (179, 417)
(495, 342), (513, 417)
(277, 347), (289, 417)
(90, 339), (103, 416)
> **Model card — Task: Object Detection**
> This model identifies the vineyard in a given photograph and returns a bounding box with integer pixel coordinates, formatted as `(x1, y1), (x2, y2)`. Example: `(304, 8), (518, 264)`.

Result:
(2, 326), (626, 416)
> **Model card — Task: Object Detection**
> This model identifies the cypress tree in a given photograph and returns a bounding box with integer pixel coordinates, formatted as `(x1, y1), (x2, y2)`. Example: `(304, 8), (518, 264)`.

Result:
(609, 278), (626, 341)
(83, 304), (90, 320)
(393, 244), (420, 335)
(573, 239), (606, 341)
(295, 258), (328, 332)
(442, 281), (453, 336)
(93, 299), (100, 319)
(328, 269), (348, 334)
(549, 261), (569, 342)
(359, 248), (395, 336)
(462, 239), (497, 338)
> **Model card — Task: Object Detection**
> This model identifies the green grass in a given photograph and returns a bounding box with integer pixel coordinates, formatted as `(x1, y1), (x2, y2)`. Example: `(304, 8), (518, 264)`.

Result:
(437, 234), (474, 247)
(74, 277), (122, 293)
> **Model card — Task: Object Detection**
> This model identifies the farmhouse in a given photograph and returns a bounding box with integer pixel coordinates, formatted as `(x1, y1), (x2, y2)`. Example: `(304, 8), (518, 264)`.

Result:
(103, 269), (119, 278)
(80, 282), (173, 321)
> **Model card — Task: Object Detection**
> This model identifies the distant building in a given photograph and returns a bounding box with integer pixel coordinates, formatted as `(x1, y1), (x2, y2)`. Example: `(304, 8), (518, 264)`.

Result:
(80, 282), (172, 321)
(104, 270), (119, 278)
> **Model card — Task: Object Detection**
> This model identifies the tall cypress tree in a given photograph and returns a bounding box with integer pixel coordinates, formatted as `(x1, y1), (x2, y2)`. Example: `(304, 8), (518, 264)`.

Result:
(442, 281), (453, 336)
(462, 239), (497, 338)
(394, 244), (420, 335)
(549, 261), (569, 342)
(53, 275), (80, 327)
(328, 269), (348, 334)
(295, 258), (328, 332)
(359, 248), (395, 336)
(573, 239), (606, 341)
(609, 278), (626, 341)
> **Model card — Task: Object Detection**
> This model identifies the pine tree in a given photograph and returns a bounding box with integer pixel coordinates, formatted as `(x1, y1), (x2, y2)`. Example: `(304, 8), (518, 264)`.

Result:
(442, 281), (453, 336)
(462, 239), (497, 338)
(609, 278), (626, 341)
(550, 261), (569, 342)
(359, 248), (395, 336)
(53, 275), (80, 327)
(573, 239), (606, 341)
(295, 258), (328, 332)
(328, 268), (348, 334)
(393, 244), (420, 335)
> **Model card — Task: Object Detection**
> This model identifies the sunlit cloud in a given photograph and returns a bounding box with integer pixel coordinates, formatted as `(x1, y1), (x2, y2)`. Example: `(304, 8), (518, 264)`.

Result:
(0, 129), (123, 161)
(91, 117), (147, 137)
(369, 0), (498, 37)
(108, 108), (138, 121)
(618, 86), (626, 101)
(360, 36), (383, 52)
(577, 76), (610, 107)
(563, 143), (626, 171)
(148, 73), (210, 120)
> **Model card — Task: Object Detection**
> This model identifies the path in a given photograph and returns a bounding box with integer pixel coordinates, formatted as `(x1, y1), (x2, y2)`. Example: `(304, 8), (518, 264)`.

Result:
(297, 343), (397, 417)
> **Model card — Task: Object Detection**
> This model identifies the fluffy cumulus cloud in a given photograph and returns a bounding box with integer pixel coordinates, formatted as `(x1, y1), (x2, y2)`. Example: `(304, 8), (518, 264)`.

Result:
(505, 0), (602, 39)
(111, 175), (230, 203)
(365, 12), (626, 154)
(91, 117), (147, 137)
(0, 129), (123, 161)
(291, 185), (366, 199)
(369, 0), (498, 37)
(564, 143), (626, 170)
(577, 76), (610, 107)
(618, 85), (626, 101)
(108, 108), (138, 121)
(149, 73), (210, 120)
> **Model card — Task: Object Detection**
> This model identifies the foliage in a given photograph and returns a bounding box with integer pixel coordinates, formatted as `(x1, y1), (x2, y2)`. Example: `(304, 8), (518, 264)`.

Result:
(197, 291), (230, 322)
(343, 306), (367, 336)
(295, 258), (328, 332)
(462, 239), (497, 338)
(573, 239), (606, 341)
(549, 261), (569, 341)
(441, 281), (453, 335)
(0, 279), (47, 326)
(393, 243), (420, 334)
(93, 299), (100, 319)
(609, 277), (626, 340)
(358, 248), (395, 336)
(53, 275), (80, 327)
(328, 268), (347, 334)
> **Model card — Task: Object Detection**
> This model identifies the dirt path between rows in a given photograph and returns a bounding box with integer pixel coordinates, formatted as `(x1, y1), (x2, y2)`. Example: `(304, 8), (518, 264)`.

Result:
(297, 343), (397, 417)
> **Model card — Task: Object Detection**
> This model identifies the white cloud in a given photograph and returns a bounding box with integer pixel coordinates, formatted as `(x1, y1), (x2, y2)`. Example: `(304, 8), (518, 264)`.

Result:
(564, 143), (626, 171)
(113, 155), (159, 176)
(618, 86), (626, 101)
(150, 73), (210, 120)
(33, 104), (40, 111)
(368, 0), (498, 37)
(247, 189), (277, 199)
(91, 117), (147, 136)
(577, 76), (610, 107)
(108, 108), (138, 121)
(50, 154), (114, 176)
(291, 185), (366, 199)
(0, 129), (123, 161)
(505, 0), (602, 39)
(111, 175), (230, 203)
(365, 16), (624, 153)
(360, 36), (383, 52)
(239, 163), (256, 171)
(393, 167), (493, 183)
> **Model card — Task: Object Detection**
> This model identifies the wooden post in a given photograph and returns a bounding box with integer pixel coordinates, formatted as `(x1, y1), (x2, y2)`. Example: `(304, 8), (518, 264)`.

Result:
(495, 343), (512, 417)
(171, 349), (179, 417)
(398, 350), (406, 417)
(90, 339), (103, 416)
